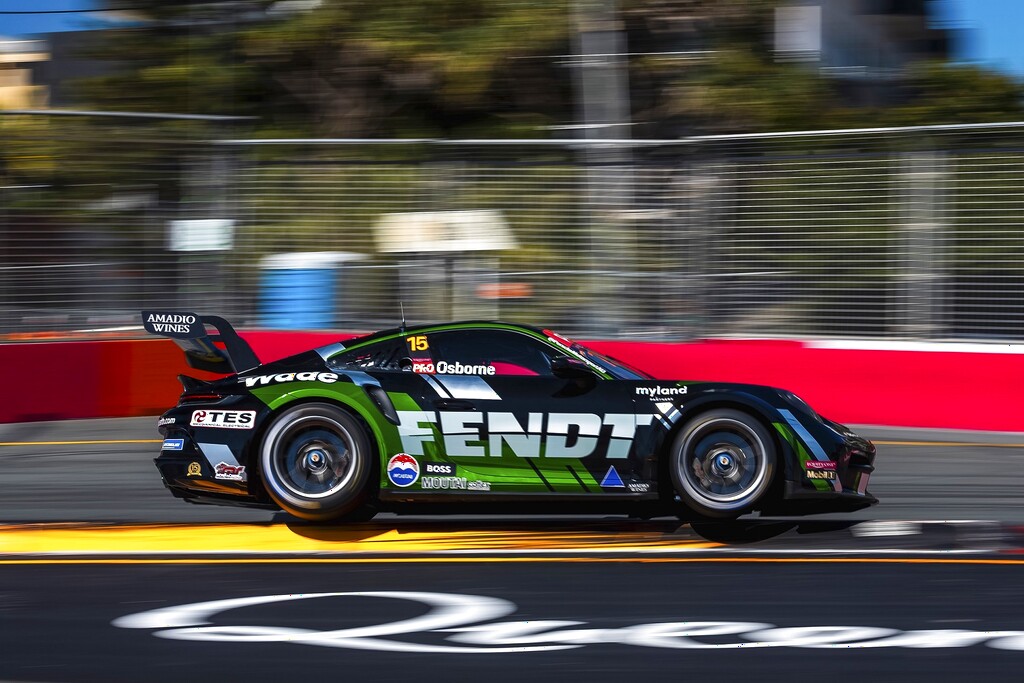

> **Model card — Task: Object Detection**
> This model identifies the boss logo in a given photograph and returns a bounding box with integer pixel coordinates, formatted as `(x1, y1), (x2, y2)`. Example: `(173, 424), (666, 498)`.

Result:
(425, 463), (455, 475)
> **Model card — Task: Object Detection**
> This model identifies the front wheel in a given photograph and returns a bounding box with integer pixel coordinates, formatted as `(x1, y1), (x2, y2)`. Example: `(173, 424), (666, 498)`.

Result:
(259, 403), (375, 522)
(670, 408), (776, 519)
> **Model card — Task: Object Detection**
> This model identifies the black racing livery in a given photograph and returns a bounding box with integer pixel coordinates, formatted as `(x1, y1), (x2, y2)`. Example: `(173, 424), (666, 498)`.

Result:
(142, 311), (877, 522)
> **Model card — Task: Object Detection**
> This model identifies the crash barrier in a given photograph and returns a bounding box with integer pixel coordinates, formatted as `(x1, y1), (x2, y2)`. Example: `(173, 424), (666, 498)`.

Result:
(1, 335), (1020, 431)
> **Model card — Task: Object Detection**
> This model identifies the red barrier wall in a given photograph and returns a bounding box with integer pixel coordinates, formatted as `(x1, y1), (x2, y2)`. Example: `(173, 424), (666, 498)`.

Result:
(587, 339), (1024, 432)
(2, 334), (1021, 431)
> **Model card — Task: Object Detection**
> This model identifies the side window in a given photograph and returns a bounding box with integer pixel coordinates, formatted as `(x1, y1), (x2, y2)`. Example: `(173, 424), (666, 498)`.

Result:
(329, 339), (408, 371)
(425, 329), (562, 377)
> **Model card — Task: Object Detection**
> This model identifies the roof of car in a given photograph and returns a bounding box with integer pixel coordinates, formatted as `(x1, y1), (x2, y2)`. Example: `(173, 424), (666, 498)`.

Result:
(340, 320), (552, 350)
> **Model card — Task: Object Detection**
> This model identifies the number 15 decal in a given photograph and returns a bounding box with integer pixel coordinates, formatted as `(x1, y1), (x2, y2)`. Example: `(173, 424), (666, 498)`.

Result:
(407, 335), (429, 352)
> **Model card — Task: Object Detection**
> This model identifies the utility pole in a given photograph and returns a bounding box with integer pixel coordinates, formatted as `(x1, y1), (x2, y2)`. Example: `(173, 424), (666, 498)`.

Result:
(572, 0), (634, 336)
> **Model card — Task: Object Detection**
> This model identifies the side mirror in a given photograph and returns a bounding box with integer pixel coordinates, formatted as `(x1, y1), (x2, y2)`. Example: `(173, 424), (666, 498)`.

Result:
(551, 356), (596, 380)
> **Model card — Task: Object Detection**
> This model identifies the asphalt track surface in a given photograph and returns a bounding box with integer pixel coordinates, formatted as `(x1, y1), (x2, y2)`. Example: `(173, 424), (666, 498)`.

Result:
(4, 560), (1024, 683)
(3, 417), (1024, 682)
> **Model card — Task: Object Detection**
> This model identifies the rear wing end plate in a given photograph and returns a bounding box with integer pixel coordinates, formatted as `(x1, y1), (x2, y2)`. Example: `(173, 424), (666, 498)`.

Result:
(141, 311), (260, 375)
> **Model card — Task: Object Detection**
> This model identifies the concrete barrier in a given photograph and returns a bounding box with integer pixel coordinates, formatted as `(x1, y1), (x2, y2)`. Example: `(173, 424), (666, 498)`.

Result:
(2, 334), (1020, 431)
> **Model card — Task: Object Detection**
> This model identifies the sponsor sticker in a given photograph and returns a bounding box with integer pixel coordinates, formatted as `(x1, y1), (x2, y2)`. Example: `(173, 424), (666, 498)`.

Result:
(806, 460), (837, 470)
(161, 438), (185, 451)
(186, 462), (202, 477)
(425, 463), (455, 475)
(627, 481), (651, 493)
(387, 453), (420, 488)
(600, 466), (626, 488)
(420, 476), (491, 491)
(214, 462), (246, 481)
(421, 476), (468, 490)
(158, 417), (175, 427)
(241, 372), (338, 388)
(806, 461), (837, 480)
(190, 410), (256, 430)
(143, 311), (199, 336)
(414, 360), (495, 375)
(544, 330), (574, 349)
(635, 385), (688, 399)
(397, 410), (653, 459)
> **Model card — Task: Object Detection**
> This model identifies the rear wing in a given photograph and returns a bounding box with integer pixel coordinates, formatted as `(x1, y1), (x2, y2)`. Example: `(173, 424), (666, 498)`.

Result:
(141, 311), (260, 375)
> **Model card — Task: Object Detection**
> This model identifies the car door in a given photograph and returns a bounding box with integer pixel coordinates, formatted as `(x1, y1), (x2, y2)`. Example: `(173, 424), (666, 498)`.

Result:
(414, 327), (653, 495)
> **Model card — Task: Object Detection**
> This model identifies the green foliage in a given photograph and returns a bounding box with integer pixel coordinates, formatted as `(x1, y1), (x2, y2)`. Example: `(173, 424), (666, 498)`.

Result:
(82, 0), (572, 137)
(871, 61), (1024, 127)
(78, 0), (1024, 137)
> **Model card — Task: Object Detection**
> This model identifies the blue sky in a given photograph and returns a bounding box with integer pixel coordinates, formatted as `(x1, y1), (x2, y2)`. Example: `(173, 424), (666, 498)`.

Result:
(936, 0), (1024, 76)
(0, 1), (121, 36)
(3, 1), (1024, 77)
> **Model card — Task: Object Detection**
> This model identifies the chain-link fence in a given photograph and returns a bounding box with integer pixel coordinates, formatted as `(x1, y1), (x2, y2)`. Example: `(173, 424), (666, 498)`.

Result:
(3, 112), (1024, 341)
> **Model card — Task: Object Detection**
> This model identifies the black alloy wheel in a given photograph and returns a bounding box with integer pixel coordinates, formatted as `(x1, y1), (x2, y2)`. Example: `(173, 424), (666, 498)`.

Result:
(670, 408), (776, 519)
(259, 403), (375, 522)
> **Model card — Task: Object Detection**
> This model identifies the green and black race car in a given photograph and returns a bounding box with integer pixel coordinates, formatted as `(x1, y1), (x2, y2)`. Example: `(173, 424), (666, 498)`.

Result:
(143, 311), (876, 522)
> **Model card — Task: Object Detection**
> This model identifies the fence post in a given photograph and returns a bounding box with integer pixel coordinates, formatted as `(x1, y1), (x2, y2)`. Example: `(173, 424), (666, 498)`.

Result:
(897, 150), (947, 338)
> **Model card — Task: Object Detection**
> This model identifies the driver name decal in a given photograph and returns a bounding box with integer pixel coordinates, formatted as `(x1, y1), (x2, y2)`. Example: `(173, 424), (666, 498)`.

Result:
(413, 361), (496, 375)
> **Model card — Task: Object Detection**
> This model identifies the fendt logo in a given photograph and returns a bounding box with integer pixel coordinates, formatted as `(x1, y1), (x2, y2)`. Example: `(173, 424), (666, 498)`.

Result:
(190, 410), (256, 430)
(397, 410), (654, 459)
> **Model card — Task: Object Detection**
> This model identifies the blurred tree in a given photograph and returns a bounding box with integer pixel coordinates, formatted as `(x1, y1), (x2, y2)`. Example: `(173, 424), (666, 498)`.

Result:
(869, 61), (1024, 127)
(80, 0), (573, 138)
(75, 0), (1024, 137)
(622, 0), (1024, 135)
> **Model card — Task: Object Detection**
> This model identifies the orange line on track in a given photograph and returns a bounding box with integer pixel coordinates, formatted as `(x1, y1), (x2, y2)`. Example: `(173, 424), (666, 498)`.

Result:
(0, 524), (721, 554)
(2, 557), (1023, 566)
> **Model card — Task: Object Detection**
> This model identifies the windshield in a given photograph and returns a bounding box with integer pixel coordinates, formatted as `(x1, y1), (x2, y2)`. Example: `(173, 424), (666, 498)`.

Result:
(542, 329), (652, 380)
(571, 343), (653, 380)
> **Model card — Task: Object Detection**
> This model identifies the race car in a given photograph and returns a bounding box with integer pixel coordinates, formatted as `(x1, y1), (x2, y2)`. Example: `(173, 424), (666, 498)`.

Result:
(142, 311), (876, 521)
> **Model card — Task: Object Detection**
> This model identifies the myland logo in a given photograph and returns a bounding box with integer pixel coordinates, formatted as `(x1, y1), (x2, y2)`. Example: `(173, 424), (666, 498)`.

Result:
(635, 386), (687, 397)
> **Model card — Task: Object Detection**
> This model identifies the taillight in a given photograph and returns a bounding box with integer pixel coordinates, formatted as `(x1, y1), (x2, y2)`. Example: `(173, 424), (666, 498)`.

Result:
(177, 374), (226, 403)
(179, 393), (224, 404)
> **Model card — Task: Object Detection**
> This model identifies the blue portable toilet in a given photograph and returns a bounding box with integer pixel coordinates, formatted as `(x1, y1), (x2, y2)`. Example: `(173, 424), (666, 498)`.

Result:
(259, 252), (364, 329)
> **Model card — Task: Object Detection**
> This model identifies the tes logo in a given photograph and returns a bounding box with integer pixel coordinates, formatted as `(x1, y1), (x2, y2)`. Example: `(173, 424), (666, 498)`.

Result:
(190, 410), (256, 430)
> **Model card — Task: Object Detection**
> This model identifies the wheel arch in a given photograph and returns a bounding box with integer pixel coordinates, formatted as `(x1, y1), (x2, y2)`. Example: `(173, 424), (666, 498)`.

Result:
(249, 393), (387, 500)
(258, 391), (389, 459)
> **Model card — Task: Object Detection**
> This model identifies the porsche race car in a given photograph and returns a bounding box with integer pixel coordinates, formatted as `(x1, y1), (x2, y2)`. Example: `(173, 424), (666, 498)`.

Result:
(143, 312), (876, 521)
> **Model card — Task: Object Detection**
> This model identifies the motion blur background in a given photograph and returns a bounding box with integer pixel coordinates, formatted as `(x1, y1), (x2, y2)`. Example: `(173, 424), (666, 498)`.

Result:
(2, 0), (1024, 342)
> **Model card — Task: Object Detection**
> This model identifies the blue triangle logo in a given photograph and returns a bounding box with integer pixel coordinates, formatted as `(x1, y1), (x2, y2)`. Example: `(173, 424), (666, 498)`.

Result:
(600, 466), (625, 488)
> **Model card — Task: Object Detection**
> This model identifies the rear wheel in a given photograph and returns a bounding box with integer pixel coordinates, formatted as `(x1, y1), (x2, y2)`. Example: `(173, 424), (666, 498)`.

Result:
(670, 408), (776, 519)
(259, 403), (374, 522)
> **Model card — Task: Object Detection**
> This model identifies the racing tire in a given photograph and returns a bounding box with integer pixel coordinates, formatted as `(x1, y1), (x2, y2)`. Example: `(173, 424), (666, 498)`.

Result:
(259, 403), (375, 522)
(669, 408), (776, 519)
